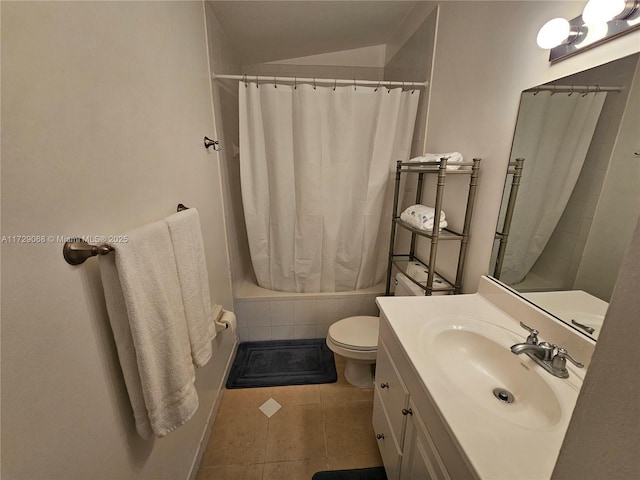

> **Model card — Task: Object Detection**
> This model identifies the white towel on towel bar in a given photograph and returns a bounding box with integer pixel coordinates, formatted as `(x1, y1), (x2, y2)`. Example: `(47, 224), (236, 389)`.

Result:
(99, 220), (198, 439)
(165, 208), (216, 368)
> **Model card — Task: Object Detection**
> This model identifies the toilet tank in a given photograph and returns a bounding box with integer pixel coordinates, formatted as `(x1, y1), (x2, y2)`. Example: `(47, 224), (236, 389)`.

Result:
(394, 271), (424, 296)
(394, 262), (449, 296)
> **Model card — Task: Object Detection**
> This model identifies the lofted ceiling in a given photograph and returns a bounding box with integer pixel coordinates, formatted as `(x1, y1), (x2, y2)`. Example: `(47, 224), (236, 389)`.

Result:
(207, 1), (418, 65)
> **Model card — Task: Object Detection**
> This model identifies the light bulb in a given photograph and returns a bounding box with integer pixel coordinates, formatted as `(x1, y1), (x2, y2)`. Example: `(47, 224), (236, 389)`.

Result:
(576, 23), (608, 48)
(582, 0), (627, 24)
(537, 18), (571, 49)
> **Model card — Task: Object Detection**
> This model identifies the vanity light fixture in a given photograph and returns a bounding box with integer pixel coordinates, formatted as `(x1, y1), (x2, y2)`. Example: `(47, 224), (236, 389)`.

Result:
(537, 0), (640, 63)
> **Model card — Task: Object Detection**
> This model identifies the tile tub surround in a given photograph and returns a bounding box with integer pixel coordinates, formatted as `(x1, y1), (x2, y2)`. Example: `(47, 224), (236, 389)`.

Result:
(196, 355), (383, 479)
(234, 281), (383, 341)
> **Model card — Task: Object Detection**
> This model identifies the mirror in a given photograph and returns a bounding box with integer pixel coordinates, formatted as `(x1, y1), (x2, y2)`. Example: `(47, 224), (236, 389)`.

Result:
(491, 52), (640, 341)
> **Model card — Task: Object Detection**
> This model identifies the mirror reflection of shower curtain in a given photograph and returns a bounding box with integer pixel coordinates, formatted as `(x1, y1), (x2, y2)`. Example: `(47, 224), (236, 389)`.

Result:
(499, 90), (607, 285)
(239, 82), (420, 293)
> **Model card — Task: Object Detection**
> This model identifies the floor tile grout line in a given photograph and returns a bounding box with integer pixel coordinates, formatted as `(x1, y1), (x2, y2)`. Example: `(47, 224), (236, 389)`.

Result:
(262, 405), (272, 480)
(321, 395), (330, 466)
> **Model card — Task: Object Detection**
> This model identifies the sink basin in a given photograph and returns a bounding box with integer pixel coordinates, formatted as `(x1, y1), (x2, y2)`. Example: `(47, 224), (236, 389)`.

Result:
(420, 315), (562, 430)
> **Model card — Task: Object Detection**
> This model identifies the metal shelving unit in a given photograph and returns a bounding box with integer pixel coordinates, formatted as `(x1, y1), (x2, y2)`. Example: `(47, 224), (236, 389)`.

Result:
(385, 157), (481, 295)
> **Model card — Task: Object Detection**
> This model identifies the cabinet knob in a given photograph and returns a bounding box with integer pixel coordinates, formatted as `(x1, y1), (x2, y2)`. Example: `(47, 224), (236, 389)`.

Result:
(376, 433), (385, 440)
(402, 408), (413, 416)
(380, 382), (389, 389)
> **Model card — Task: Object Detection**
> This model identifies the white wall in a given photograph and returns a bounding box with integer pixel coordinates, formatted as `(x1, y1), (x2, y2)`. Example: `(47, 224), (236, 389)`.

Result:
(267, 44), (387, 68)
(204, 2), (251, 294)
(1, 2), (235, 479)
(423, 0), (640, 292)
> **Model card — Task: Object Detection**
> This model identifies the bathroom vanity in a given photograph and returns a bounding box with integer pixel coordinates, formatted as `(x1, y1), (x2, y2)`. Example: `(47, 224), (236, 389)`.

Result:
(373, 276), (595, 479)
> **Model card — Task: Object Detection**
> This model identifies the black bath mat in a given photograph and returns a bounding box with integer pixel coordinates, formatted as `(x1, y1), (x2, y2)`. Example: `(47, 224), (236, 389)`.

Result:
(312, 467), (387, 480)
(226, 338), (337, 389)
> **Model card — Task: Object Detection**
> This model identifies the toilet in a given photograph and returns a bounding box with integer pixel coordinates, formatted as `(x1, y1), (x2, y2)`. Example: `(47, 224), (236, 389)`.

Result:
(325, 271), (424, 387)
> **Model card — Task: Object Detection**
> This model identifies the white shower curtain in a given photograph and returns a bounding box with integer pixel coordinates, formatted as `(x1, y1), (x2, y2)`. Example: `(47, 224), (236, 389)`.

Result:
(499, 90), (607, 285)
(239, 82), (420, 293)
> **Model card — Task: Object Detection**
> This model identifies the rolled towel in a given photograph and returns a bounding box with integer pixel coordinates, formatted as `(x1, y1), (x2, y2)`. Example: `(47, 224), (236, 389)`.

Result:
(401, 204), (446, 223)
(410, 152), (464, 170)
(400, 205), (448, 232)
(421, 218), (448, 232)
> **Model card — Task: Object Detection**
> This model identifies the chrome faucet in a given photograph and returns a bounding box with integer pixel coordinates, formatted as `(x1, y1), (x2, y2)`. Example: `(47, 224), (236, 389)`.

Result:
(510, 322), (584, 379)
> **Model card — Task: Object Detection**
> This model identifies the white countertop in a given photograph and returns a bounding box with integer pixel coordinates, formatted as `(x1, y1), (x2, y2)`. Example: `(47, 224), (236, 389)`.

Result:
(376, 277), (595, 480)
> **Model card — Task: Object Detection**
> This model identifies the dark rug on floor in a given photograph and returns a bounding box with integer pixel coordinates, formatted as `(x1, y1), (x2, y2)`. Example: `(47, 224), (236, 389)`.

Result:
(311, 467), (388, 480)
(225, 338), (337, 389)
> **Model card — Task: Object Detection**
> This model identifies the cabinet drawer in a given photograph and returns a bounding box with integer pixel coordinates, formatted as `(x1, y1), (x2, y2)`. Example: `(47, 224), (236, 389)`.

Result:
(373, 390), (402, 480)
(375, 339), (409, 445)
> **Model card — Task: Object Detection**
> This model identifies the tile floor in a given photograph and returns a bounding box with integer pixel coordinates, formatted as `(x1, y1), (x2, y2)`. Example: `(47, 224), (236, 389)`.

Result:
(196, 354), (383, 480)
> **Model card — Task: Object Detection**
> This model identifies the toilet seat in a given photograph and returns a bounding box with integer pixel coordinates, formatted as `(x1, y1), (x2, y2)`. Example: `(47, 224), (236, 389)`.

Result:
(327, 316), (379, 352)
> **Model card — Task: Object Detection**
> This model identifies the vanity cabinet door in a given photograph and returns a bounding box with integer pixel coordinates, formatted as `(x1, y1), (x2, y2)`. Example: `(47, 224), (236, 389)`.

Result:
(375, 338), (410, 446)
(400, 399), (450, 480)
(373, 389), (402, 480)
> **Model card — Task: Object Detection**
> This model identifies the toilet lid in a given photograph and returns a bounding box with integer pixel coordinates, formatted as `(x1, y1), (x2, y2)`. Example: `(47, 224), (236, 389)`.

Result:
(328, 316), (379, 351)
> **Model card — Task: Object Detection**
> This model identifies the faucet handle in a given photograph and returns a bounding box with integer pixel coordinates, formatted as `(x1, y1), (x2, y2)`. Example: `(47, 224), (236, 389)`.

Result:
(519, 322), (539, 344)
(551, 347), (585, 370)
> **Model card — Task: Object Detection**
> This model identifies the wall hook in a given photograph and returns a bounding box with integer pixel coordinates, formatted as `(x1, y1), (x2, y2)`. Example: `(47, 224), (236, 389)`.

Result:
(204, 136), (222, 151)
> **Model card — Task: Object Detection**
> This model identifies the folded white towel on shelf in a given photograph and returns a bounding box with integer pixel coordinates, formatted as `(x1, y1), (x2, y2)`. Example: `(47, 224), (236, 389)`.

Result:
(400, 204), (448, 232)
(99, 221), (198, 439)
(409, 152), (464, 170)
(165, 208), (216, 368)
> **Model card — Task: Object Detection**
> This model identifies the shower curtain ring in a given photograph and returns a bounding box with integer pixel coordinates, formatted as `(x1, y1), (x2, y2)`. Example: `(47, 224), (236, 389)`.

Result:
(568, 85), (574, 96)
(333, 78), (336, 91)
(313, 78), (316, 90)
(353, 78), (356, 91)
(375, 81), (381, 92)
(582, 85), (590, 97)
(294, 77), (297, 90)
(243, 74), (247, 88)
(274, 76), (277, 89)
(255, 76), (259, 88)
(411, 82), (415, 94)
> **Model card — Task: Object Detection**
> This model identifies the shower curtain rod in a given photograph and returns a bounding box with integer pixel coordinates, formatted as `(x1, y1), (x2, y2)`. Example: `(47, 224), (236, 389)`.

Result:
(525, 85), (622, 94)
(212, 73), (428, 89)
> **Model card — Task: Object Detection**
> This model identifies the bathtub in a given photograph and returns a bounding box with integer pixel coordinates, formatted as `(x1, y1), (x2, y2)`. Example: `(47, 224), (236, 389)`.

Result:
(233, 280), (384, 342)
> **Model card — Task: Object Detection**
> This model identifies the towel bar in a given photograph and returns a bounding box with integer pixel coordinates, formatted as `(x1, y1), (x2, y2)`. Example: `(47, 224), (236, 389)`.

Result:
(63, 204), (190, 265)
(63, 238), (114, 265)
